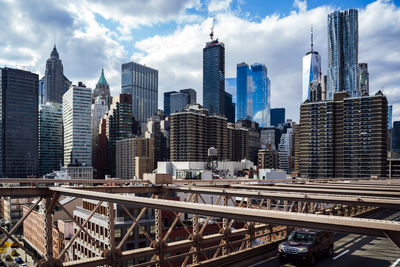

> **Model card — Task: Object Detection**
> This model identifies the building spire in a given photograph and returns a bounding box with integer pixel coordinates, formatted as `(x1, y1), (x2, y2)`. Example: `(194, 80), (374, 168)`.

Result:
(311, 24), (314, 53)
(210, 14), (215, 41)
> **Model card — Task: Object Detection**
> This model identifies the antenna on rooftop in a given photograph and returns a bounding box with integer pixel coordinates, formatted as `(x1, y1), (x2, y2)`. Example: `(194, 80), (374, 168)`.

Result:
(311, 24), (314, 53)
(210, 14), (216, 41)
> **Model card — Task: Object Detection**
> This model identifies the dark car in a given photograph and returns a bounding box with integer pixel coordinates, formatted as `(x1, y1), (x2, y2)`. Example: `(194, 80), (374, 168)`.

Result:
(278, 229), (334, 265)
(14, 257), (23, 264)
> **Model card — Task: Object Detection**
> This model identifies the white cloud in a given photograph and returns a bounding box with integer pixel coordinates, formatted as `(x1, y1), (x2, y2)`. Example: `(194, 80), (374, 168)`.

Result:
(208, 0), (232, 13)
(293, 0), (307, 13)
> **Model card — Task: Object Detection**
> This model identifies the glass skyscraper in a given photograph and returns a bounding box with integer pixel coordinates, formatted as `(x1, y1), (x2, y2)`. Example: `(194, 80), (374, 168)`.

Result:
(203, 39), (225, 115)
(236, 62), (271, 128)
(122, 62), (158, 123)
(302, 29), (321, 102)
(39, 102), (63, 176)
(0, 67), (38, 177)
(327, 9), (359, 99)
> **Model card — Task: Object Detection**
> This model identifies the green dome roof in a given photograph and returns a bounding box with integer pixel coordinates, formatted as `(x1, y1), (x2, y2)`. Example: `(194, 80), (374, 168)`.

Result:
(97, 68), (109, 86)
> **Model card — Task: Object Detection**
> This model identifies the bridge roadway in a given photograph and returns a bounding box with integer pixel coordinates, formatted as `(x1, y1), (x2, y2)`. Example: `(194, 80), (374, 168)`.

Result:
(249, 209), (400, 267)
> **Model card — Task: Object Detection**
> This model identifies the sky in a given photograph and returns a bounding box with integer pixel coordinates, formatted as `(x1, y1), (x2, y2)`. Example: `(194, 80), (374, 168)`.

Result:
(0, 0), (399, 123)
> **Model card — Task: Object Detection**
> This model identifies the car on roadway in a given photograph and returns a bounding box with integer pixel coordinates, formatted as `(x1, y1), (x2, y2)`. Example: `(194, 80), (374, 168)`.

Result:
(14, 257), (23, 264)
(277, 229), (334, 265)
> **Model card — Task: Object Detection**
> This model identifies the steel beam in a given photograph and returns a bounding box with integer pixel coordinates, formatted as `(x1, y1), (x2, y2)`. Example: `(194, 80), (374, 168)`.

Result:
(169, 186), (400, 209)
(230, 184), (400, 198)
(274, 183), (400, 192)
(49, 187), (400, 240)
(0, 187), (51, 197)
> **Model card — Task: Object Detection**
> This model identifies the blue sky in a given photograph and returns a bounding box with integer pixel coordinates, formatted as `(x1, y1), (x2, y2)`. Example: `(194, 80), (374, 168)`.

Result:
(0, 0), (399, 122)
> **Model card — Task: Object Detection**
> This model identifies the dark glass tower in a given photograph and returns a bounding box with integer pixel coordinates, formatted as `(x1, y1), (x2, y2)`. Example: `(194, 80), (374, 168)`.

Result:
(39, 45), (71, 104)
(0, 67), (38, 177)
(270, 108), (285, 127)
(121, 62), (158, 123)
(203, 39), (225, 115)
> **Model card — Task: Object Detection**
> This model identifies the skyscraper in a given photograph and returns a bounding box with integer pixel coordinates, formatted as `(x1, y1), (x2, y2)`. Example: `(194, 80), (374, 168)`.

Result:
(236, 63), (271, 127)
(327, 9), (359, 99)
(224, 92), (235, 123)
(39, 46), (71, 104)
(203, 39), (225, 115)
(0, 68), (38, 177)
(121, 62), (158, 123)
(164, 89), (197, 116)
(106, 94), (133, 176)
(91, 96), (108, 171)
(38, 102), (63, 176)
(388, 105), (393, 129)
(302, 27), (322, 102)
(359, 63), (369, 96)
(63, 82), (92, 166)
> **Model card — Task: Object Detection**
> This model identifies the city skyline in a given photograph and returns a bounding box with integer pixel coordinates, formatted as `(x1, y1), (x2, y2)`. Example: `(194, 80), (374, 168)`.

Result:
(0, 0), (399, 122)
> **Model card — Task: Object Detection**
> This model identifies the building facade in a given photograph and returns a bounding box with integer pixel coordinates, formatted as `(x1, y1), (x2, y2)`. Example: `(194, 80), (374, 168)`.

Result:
(39, 102), (63, 176)
(299, 91), (388, 178)
(270, 108), (285, 127)
(116, 137), (154, 179)
(327, 9), (360, 99)
(92, 68), (112, 106)
(39, 46), (71, 104)
(359, 63), (369, 96)
(106, 94), (133, 177)
(258, 149), (279, 169)
(203, 40), (225, 115)
(224, 92), (235, 123)
(121, 62), (158, 123)
(63, 83), (92, 166)
(0, 67), (38, 177)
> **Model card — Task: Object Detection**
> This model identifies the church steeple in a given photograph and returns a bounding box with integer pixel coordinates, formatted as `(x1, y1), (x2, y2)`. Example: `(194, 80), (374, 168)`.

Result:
(50, 45), (59, 59)
(97, 68), (109, 87)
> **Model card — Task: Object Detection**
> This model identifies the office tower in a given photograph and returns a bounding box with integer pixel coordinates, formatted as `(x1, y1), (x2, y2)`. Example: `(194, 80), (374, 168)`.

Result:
(270, 108), (285, 127)
(91, 96), (108, 172)
(121, 62), (158, 122)
(143, 115), (167, 166)
(164, 89), (197, 116)
(164, 91), (175, 116)
(92, 68), (112, 106)
(39, 102), (63, 176)
(388, 105), (393, 129)
(170, 104), (208, 161)
(180, 88), (196, 104)
(0, 67), (38, 177)
(258, 148), (279, 169)
(299, 91), (388, 178)
(235, 120), (260, 164)
(321, 75), (327, 100)
(236, 63), (271, 127)
(63, 82), (92, 166)
(327, 9), (359, 99)
(278, 128), (293, 173)
(170, 92), (189, 114)
(106, 94), (133, 176)
(203, 38), (225, 115)
(302, 27), (322, 102)
(224, 92), (235, 123)
(94, 118), (107, 178)
(207, 115), (228, 160)
(236, 63), (249, 121)
(359, 63), (369, 96)
(39, 46), (71, 104)
(260, 127), (280, 150)
(116, 137), (154, 179)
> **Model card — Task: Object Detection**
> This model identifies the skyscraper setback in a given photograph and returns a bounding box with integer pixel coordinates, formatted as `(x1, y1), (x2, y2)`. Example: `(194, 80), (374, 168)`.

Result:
(39, 46), (71, 104)
(327, 9), (359, 99)
(121, 62), (158, 123)
(302, 27), (322, 102)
